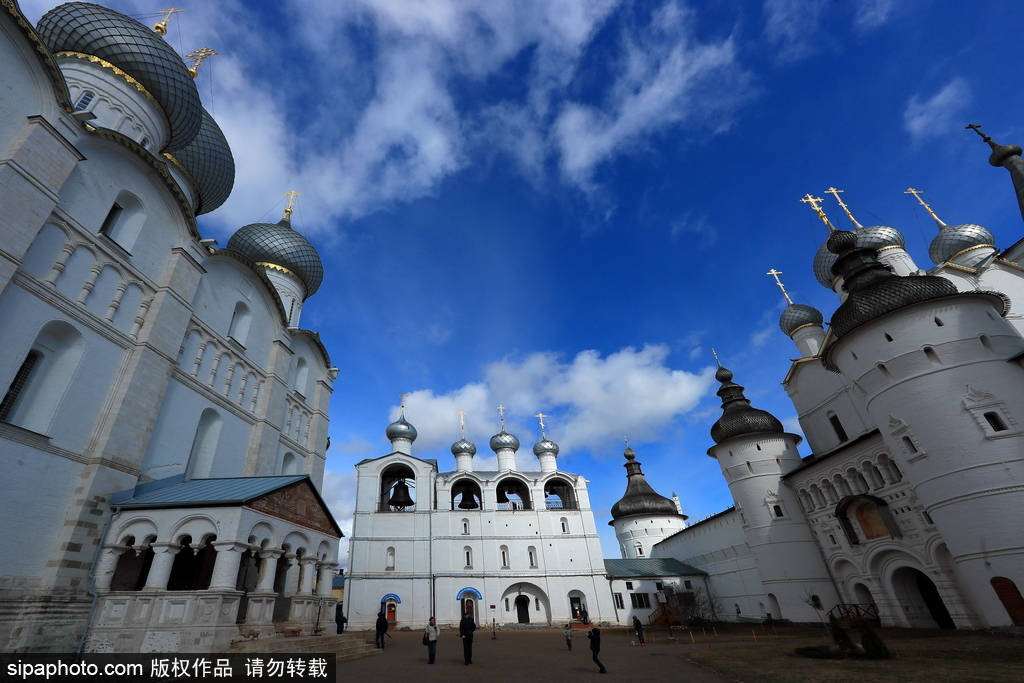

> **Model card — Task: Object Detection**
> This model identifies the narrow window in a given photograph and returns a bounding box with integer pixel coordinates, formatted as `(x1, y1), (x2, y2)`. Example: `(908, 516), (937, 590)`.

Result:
(923, 347), (941, 366)
(655, 582), (663, 590)
(535, 598), (540, 610)
(923, 510), (934, 525)
(934, 317), (944, 327)
(560, 518), (568, 534)
(140, 136), (150, 149)
(504, 598), (509, 611)
(500, 548), (508, 568)
(74, 90), (95, 111)
(99, 203), (123, 236)
(613, 593), (624, 609)
(980, 335), (994, 352)
(884, 333), (893, 342)
(635, 542), (644, 557)
(829, 413), (849, 442)
(528, 548), (537, 567)
(0, 350), (41, 422)
(773, 504), (784, 518)
(902, 436), (918, 454)
(385, 547), (395, 570)
(828, 534), (837, 545)
(464, 547), (472, 568)
(684, 580), (692, 590)
(228, 302), (251, 347)
(984, 412), (1008, 432)
(625, 581), (633, 590)
(461, 519), (469, 535)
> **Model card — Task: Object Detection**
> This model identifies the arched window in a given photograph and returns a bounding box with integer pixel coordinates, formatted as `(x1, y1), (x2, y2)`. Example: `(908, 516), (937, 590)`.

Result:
(496, 478), (531, 510)
(385, 547), (395, 570)
(464, 546), (472, 569)
(984, 412), (1008, 432)
(186, 408), (222, 479)
(500, 545), (509, 568)
(543, 478), (577, 510)
(528, 546), (537, 568)
(281, 452), (299, 476)
(168, 534), (217, 590)
(379, 464), (415, 512)
(827, 411), (849, 442)
(451, 479), (482, 511)
(98, 191), (146, 251)
(74, 90), (95, 111)
(461, 519), (469, 535)
(0, 321), (84, 434)
(773, 504), (784, 518)
(293, 357), (309, 396)
(634, 541), (644, 557)
(228, 302), (251, 347)
(560, 518), (569, 534)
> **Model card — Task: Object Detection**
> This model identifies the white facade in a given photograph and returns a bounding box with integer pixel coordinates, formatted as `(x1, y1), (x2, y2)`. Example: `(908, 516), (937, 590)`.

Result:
(345, 421), (616, 629)
(651, 148), (1024, 629)
(0, 2), (340, 652)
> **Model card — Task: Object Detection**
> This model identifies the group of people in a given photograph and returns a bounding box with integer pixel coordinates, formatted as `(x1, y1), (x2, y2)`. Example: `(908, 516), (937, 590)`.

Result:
(420, 611), (476, 665)
(563, 623), (607, 673)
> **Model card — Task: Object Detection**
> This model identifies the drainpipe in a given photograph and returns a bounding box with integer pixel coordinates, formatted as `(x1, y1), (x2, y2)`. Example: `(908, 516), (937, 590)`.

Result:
(77, 504), (121, 658)
(607, 577), (620, 624)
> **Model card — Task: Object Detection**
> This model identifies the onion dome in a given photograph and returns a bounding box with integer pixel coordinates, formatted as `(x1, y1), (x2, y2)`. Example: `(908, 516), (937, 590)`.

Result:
(779, 303), (823, 336)
(385, 416), (417, 442)
(813, 225), (907, 288)
(489, 430), (520, 452)
(812, 242), (839, 288)
(171, 108), (234, 215)
(451, 438), (477, 456)
(710, 365), (784, 444)
(225, 217), (323, 297)
(825, 229), (958, 341)
(532, 438), (559, 457)
(609, 446), (678, 519)
(928, 223), (996, 264)
(36, 2), (202, 152)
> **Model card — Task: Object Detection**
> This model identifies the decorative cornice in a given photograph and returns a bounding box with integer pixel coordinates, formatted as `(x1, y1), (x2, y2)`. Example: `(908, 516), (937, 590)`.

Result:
(0, 0), (73, 112)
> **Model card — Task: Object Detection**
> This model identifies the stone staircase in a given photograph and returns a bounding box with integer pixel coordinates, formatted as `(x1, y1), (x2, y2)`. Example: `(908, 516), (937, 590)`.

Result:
(230, 633), (380, 662)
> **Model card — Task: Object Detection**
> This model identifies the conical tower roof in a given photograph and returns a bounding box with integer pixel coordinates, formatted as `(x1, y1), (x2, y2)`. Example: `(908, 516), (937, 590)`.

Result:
(609, 446), (679, 520)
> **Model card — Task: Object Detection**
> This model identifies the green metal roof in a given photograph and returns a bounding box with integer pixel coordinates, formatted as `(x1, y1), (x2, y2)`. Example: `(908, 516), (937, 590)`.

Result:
(604, 558), (706, 578)
(112, 475), (308, 508)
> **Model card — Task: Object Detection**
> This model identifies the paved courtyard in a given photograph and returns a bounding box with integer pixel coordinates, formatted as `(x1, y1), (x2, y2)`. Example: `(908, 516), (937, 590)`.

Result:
(336, 626), (731, 682)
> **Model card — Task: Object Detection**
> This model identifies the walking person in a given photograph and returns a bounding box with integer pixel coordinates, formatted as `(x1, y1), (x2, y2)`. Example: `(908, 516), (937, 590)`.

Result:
(563, 623), (573, 650)
(423, 616), (440, 664)
(459, 610), (476, 665)
(587, 627), (607, 674)
(632, 615), (645, 646)
(374, 611), (388, 649)
(335, 606), (347, 634)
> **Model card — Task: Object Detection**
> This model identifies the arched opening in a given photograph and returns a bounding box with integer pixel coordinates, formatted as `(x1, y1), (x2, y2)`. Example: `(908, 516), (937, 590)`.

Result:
(463, 547), (472, 569)
(853, 583), (875, 611)
(185, 409), (222, 480)
(461, 597), (475, 620)
(0, 321), (84, 434)
(379, 464), (416, 512)
(496, 478), (531, 510)
(828, 411), (849, 442)
(837, 495), (900, 544)
(74, 90), (95, 111)
(281, 452), (299, 476)
(99, 191), (146, 251)
(543, 478), (577, 510)
(767, 593), (782, 620)
(386, 599), (397, 623)
(293, 357), (309, 397)
(228, 301), (252, 347)
(515, 595), (530, 624)
(560, 517), (569, 534)
(110, 536), (155, 591)
(451, 479), (482, 510)
(500, 545), (509, 568)
(891, 567), (955, 629)
(167, 535), (217, 591)
(991, 577), (1024, 626)
(528, 546), (537, 568)
(385, 547), (395, 571)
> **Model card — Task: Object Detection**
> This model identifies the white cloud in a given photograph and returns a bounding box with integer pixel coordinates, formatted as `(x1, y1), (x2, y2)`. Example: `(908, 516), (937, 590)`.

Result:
(393, 345), (716, 460)
(903, 78), (971, 141)
(854, 0), (896, 32)
(762, 0), (826, 63)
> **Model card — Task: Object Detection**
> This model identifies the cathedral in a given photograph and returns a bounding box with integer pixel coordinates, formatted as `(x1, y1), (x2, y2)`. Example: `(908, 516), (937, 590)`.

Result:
(0, 2), (341, 652)
(646, 137), (1024, 629)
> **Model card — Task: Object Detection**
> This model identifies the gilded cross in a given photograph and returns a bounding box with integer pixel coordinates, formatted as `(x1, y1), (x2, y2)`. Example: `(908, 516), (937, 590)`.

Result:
(535, 412), (547, 438)
(824, 187), (861, 227)
(800, 194), (836, 232)
(185, 47), (218, 79)
(767, 269), (793, 305)
(457, 410), (467, 437)
(904, 188), (943, 225)
(153, 8), (181, 36)
(497, 404), (506, 430)
(283, 190), (302, 220)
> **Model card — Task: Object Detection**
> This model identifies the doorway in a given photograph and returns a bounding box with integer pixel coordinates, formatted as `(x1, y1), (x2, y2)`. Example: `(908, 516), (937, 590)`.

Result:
(569, 596), (582, 620)
(461, 598), (475, 621)
(892, 567), (954, 628)
(515, 595), (530, 624)
(386, 601), (397, 623)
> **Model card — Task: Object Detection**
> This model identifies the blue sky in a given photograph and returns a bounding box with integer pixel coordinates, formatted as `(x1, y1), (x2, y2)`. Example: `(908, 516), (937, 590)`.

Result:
(22, 0), (1024, 565)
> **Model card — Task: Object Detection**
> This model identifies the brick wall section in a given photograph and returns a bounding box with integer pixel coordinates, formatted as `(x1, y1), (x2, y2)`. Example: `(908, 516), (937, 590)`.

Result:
(248, 481), (339, 537)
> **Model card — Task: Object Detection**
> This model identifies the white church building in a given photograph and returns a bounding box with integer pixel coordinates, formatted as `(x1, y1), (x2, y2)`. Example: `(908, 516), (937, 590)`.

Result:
(344, 410), (616, 629)
(0, 1), (342, 652)
(648, 138), (1024, 629)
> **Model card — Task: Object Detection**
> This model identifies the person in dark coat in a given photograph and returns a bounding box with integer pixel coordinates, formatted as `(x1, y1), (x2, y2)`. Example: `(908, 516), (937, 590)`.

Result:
(632, 615), (645, 646)
(458, 611), (476, 664)
(335, 606), (347, 634)
(375, 612), (388, 649)
(587, 627), (607, 674)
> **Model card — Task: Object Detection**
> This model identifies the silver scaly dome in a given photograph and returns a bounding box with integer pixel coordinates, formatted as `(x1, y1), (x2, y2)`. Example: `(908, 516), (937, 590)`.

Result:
(451, 438), (476, 456)
(36, 2), (203, 152)
(489, 430), (520, 452)
(779, 303), (823, 336)
(812, 224), (906, 288)
(385, 416), (417, 442)
(928, 223), (996, 264)
(532, 438), (559, 457)
(171, 108), (234, 215)
(226, 217), (324, 297)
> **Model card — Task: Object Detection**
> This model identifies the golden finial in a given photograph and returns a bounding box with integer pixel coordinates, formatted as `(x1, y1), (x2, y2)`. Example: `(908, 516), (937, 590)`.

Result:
(966, 123), (992, 144)
(767, 269), (794, 306)
(457, 411), (467, 438)
(535, 413), (548, 439)
(497, 405), (506, 431)
(153, 8), (181, 36)
(905, 188), (946, 227)
(185, 47), (218, 79)
(282, 190), (302, 220)
(800, 194), (837, 232)
(824, 187), (862, 228)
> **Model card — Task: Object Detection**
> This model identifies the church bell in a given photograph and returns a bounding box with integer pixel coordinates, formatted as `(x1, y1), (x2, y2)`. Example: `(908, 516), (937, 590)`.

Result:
(457, 494), (478, 510)
(388, 480), (414, 509)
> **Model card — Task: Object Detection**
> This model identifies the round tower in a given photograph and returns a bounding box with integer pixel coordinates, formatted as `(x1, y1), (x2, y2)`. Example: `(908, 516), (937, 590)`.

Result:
(708, 363), (839, 621)
(820, 227), (1024, 627)
(609, 445), (687, 559)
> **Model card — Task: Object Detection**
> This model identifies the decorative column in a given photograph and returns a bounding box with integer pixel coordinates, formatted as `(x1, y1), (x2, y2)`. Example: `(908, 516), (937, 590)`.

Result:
(314, 564), (335, 598)
(209, 542), (248, 589)
(281, 553), (299, 595)
(255, 549), (282, 592)
(94, 545), (127, 591)
(298, 557), (317, 595)
(143, 543), (181, 590)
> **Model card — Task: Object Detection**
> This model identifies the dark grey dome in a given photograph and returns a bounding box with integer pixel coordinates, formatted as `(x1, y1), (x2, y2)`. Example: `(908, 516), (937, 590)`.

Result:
(385, 416), (417, 442)
(532, 439), (559, 457)
(813, 225), (906, 288)
(37, 2), (202, 152)
(710, 367), (784, 445)
(489, 431), (520, 452)
(779, 303), (823, 336)
(928, 223), (996, 264)
(610, 447), (678, 520)
(172, 108), (234, 215)
(226, 218), (323, 297)
(451, 438), (476, 456)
